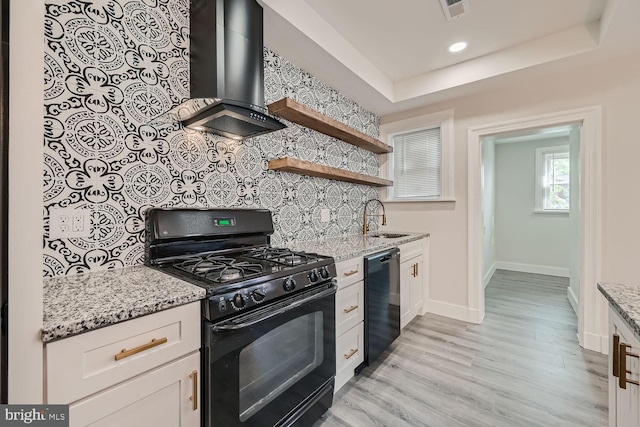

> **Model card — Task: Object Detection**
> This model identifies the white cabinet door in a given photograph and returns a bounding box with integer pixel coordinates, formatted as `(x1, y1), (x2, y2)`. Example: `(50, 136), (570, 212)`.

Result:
(399, 239), (426, 330)
(335, 322), (364, 392)
(335, 280), (364, 335)
(334, 278), (365, 393)
(400, 255), (424, 330)
(400, 258), (415, 329)
(411, 256), (424, 316)
(335, 257), (364, 288)
(69, 352), (200, 427)
(609, 307), (640, 427)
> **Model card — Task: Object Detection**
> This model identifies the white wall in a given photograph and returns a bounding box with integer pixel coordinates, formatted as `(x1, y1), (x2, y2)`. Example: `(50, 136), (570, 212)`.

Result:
(481, 139), (496, 286)
(380, 52), (640, 319)
(494, 137), (570, 276)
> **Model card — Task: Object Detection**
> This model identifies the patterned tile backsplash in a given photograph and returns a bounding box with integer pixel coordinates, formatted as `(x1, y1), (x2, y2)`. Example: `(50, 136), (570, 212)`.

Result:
(43, 0), (380, 278)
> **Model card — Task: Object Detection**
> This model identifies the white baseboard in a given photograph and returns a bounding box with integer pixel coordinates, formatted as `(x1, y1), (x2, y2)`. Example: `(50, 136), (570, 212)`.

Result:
(600, 335), (609, 356)
(425, 299), (475, 323)
(582, 331), (606, 354)
(484, 261), (497, 289)
(495, 261), (570, 278)
(466, 308), (484, 324)
(567, 286), (578, 316)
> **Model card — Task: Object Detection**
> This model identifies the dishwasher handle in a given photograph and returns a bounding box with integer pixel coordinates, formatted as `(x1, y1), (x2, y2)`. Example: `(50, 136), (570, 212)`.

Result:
(366, 248), (400, 264)
(365, 248), (400, 275)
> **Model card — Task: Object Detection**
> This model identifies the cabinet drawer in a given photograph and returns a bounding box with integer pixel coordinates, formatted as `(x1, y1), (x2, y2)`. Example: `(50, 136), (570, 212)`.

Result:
(46, 302), (201, 404)
(69, 352), (200, 427)
(399, 239), (423, 262)
(335, 322), (364, 392)
(336, 281), (364, 336)
(336, 257), (364, 288)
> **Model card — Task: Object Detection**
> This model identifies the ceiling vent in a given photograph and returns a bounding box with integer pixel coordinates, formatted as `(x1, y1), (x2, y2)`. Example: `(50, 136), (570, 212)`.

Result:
(440, 0), (470, 21)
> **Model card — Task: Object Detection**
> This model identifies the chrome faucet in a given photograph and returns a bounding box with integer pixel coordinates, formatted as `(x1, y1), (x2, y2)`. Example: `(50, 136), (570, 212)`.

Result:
(363, 199), (387, 235)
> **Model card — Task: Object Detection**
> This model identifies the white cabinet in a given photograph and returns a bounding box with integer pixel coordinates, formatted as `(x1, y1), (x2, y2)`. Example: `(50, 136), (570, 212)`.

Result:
(332, 237), (428, 392)
(334, 257), (365, 393)
(45, 302), (201, 427)
(69, 353), (200, 427)
(398, 239), (425, 329)
(609, 306), (640, 427)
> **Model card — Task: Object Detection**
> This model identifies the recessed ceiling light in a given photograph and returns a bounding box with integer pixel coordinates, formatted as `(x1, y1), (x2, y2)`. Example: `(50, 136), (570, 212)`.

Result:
(448, 41), (468, 53)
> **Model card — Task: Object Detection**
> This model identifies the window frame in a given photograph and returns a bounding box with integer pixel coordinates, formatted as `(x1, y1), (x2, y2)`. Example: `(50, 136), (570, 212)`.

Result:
(534, 144), (570, 214)
(380, 110), (455, 203)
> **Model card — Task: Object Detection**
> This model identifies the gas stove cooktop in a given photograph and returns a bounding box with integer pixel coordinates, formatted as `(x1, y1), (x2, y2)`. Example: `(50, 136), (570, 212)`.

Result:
(145, 208), (337, 321)
(156, 246), (336, 321)
(166, 246), (334, 290)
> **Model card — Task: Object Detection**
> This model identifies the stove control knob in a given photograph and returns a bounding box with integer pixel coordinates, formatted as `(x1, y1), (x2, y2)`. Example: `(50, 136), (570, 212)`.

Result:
(251, 289), (266, 302)
(308, 269), (319, 283)
(231, 293), (246, 309)
(283, 278), (296, 292)
(319, 266), (330, 280)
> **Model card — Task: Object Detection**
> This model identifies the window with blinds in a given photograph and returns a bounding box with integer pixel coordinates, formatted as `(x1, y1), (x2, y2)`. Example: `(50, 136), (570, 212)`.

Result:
(392, 126), (442, 200)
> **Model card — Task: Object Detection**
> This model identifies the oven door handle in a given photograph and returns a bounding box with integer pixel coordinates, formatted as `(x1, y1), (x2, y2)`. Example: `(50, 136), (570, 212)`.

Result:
(211, 283), (338, 332)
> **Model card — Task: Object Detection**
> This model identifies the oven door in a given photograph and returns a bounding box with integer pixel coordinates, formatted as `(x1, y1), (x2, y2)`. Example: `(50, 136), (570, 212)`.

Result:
(203, 282), (337, 427)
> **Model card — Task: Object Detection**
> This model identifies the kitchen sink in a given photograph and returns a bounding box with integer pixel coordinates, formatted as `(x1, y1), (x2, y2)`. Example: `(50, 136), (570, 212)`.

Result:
(369, 233), (409, 239)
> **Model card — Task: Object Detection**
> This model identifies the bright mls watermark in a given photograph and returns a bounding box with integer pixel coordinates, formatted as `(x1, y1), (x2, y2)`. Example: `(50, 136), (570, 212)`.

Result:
(0, 405), (68, 426)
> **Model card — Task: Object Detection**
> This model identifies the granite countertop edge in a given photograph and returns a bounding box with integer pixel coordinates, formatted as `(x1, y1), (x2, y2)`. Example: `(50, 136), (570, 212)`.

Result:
(598, 282), (640, 337)
(41, 295), (204, 343)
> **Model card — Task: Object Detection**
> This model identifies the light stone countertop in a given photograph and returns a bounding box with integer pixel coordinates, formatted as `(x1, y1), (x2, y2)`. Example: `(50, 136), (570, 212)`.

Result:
(598, 282), (640, 337)
(287, 232), (427, 262)
(42, 266), (206, 343)
(42, 232), (427, 342)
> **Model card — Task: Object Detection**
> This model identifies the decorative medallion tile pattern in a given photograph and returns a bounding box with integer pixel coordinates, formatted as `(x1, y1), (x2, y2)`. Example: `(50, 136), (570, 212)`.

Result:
(43, 0), (380, 277)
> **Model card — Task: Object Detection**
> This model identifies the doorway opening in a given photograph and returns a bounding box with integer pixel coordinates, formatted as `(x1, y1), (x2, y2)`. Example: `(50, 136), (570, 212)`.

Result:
(480, 124), (581, 331)
(467, 106), (607, 353)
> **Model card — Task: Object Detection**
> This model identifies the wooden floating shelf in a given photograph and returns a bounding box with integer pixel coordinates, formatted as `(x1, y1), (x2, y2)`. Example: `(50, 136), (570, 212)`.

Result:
(268, 97), (393, 154)
(268, 158), (393, 187)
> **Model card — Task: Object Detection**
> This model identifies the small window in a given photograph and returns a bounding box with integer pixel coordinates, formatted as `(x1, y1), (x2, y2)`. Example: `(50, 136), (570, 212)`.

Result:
(381, 110), (454, 202)
(535, 145), (570, 212)
(392, 127), (441, 200)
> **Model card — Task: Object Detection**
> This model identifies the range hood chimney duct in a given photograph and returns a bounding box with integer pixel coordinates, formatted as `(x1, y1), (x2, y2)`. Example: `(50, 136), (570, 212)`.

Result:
(150, 0), (285, 140)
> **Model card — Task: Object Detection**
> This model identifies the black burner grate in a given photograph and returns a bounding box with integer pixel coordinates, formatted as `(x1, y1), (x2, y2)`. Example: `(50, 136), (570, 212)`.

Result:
(173, 255), (264, 283)
(244, 247), (320, 267)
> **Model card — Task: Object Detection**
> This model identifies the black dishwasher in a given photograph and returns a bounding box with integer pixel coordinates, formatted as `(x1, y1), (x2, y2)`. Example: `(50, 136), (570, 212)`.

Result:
(357, 248), (400, 372)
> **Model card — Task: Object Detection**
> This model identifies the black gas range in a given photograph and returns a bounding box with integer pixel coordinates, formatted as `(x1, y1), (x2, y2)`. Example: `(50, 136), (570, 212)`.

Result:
(145, 208), (336, 427)
(145, 208), (336, 322)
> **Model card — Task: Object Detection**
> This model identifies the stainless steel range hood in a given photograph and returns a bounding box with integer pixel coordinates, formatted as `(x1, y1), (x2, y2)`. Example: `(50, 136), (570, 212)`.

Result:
(150, 0), (285, 140)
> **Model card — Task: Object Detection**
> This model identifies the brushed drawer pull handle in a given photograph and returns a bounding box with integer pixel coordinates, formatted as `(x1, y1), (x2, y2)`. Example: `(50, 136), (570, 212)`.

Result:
(619, 342), (640, 389)
(189, 370), (198, 411)
(114, 337), (168, 361)
(613, 334), (620, 377)
(343, 270), (359, 277)
(343, 305), (358, 314)
(415, 263), (418, 276)
(344, 348), (358, 359)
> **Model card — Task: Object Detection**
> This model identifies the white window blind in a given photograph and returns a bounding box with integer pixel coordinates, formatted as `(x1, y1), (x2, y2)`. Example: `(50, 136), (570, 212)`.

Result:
(392, 127), (441, 199)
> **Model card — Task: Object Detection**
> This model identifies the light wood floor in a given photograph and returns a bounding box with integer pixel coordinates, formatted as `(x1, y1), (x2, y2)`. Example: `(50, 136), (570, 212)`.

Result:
(316, 270), (608, 427)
